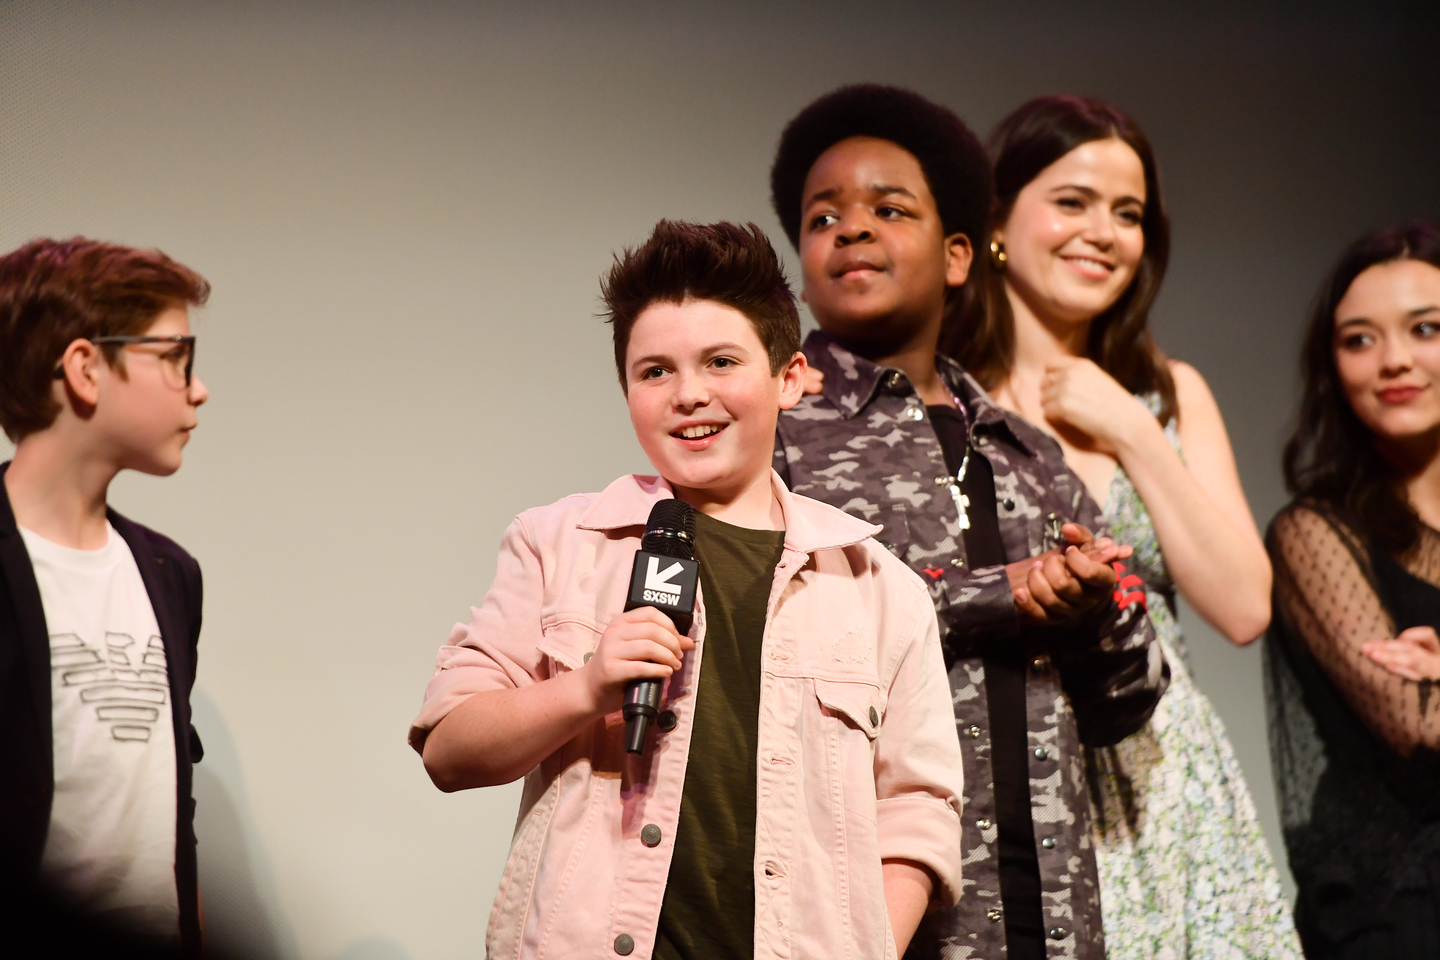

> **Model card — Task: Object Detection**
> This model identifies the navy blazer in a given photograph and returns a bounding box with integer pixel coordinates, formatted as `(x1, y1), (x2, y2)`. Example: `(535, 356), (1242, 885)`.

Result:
(0, 461), (204, 956)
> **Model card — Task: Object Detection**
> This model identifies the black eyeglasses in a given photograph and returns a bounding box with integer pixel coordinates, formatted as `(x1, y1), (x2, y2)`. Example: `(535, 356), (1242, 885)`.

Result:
(53, 335), (197, 388)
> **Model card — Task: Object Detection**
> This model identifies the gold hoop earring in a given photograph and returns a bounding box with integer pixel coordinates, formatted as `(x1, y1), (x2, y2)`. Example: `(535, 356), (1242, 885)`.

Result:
(989, 240), (1007, 271)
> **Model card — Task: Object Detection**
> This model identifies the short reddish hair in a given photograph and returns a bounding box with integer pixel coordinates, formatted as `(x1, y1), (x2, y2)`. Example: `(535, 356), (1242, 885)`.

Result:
(0, 237), (210, 441)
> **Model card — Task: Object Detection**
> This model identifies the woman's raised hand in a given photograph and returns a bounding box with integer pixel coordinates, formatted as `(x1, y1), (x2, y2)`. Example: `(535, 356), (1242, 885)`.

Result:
(1038, 356), (1148, 452)
(1362, 626), (1440, 682)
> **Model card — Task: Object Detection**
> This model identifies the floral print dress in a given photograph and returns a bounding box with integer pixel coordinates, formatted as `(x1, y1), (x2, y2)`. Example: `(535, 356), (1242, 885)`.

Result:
(1088, 399), (1302, 960)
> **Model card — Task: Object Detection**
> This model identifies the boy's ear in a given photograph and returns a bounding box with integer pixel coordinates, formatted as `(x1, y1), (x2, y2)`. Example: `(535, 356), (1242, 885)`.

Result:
(944, 233), (974, 289)
(56, 338), (104, 410)
(777, 351), (808, 411)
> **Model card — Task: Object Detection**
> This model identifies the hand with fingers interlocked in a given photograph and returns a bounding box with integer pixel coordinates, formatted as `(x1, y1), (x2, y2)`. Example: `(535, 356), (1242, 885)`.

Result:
(1008, 522), (1133, 625)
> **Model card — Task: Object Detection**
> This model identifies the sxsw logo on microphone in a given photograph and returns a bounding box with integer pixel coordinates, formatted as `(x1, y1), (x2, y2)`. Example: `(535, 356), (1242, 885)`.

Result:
(642, 556), (685, 604)
(625, 551), (699, 633)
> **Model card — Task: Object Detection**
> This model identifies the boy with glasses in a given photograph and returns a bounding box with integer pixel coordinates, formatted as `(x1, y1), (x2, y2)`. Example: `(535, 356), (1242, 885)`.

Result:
(0, 238), (211, 957)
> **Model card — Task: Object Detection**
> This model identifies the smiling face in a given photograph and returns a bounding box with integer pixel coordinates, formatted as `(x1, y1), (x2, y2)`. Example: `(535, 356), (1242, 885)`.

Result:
(798, 136), (971, 356)
(92, 306), (209, 475)
(1333, 259), (1440, 445)
(625, 298), (803, 510)
(997, 137), (1147, 327)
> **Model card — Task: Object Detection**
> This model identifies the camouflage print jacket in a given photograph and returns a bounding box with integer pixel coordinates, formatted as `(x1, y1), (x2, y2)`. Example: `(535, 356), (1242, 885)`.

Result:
(775, 331), (1168, 960)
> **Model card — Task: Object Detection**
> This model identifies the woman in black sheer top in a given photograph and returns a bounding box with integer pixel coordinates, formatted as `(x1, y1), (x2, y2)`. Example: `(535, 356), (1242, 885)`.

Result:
(1268, 220), (1440, 959)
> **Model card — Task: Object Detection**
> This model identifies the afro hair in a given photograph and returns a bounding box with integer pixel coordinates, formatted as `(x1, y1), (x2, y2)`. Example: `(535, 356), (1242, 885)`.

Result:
(770, 84), (992, 253)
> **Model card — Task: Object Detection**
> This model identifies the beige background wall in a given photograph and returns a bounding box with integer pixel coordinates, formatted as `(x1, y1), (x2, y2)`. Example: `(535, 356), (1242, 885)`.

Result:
(2, 2), (1436, 957)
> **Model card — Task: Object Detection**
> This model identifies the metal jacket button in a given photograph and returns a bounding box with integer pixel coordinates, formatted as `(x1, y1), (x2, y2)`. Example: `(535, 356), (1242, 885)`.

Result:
(987, 909), (1003, 922)
(976, 818), (992, 830)
(583, 651), (594, 663)
(1031, 656), (1049, 674)
(951, 557), (964, 568)
(615, 934), (635, 955)
(868, 706), (879, 727)
(1034, 747), (1049, 761)
(1041, 836), (1055, 849)
(657, 710), (678, 731)
(1002, 497), (1015, 510)
(966, 725), (982, 738)
(1048, 927), (1067, 940)
(641, 824), (662, 847)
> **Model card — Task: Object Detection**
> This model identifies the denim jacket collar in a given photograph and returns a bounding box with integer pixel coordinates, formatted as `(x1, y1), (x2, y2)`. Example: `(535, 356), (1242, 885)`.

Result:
(575, 469), (880, 556)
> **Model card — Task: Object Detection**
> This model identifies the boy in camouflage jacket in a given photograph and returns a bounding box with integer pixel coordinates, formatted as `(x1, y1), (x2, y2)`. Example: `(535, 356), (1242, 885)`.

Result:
(769, 85), (1168, 960)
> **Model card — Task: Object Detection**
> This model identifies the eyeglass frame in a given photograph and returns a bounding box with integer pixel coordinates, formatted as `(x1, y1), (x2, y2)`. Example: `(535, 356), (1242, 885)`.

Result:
(52, 335), (197, 388)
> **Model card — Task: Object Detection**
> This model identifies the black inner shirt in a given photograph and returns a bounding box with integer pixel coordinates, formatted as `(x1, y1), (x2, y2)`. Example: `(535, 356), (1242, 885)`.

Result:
(928, 405), (1045, 960)
(653, 511), (785, 960)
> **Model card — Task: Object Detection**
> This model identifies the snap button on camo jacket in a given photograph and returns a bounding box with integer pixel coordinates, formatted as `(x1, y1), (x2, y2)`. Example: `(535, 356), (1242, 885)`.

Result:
(775, 331), (1169, 960)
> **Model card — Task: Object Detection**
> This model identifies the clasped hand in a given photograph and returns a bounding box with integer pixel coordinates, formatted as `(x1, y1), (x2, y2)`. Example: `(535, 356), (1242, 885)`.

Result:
(1009, 522), (1131, 625)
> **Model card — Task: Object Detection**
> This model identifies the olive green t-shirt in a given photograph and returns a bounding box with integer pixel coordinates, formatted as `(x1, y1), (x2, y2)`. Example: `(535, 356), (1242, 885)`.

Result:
(652, 511), (785, 960)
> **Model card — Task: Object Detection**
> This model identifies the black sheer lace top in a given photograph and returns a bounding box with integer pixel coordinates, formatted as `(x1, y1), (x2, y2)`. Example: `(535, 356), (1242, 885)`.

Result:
(1265, 502), (1440, 958)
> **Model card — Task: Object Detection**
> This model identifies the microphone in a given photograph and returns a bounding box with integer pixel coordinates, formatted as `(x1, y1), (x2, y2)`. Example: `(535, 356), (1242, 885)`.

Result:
(621, 499), (700, 754)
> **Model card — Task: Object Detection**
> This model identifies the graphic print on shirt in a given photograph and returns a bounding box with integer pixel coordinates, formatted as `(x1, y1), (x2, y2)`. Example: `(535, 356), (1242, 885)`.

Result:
(50, 631), (170, 743)
(22, 521), (182, 939)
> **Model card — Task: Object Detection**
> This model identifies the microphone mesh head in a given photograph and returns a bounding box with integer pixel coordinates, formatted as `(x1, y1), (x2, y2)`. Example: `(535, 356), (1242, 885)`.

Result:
(642, 499), (696, 560)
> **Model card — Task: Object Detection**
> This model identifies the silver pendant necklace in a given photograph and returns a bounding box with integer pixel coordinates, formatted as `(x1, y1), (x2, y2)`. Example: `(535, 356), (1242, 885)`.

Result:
(934, 388), (972, 531)
(937, 444), (972, 532)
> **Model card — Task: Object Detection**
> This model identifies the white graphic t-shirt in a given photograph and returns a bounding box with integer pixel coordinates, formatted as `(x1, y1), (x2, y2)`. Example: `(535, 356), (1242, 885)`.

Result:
(21, 522), (180, 941)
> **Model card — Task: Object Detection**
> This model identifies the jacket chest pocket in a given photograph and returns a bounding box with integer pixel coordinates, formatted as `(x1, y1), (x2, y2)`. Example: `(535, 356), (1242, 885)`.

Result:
(814, 678), (884, 740)
(813, 678), (884, 822)
(875, 505), (911, 562)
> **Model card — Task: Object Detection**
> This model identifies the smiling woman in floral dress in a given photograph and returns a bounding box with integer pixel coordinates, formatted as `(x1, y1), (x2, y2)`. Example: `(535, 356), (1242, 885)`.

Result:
(946, 95), (1302, 959)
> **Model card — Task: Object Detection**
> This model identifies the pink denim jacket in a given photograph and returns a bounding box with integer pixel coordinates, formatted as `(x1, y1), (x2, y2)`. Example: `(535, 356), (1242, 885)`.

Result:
(410, 473), (965, 960)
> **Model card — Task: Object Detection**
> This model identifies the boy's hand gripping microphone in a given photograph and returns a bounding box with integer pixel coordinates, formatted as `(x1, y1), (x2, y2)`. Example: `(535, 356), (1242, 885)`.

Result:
(622, 499), (699, 754)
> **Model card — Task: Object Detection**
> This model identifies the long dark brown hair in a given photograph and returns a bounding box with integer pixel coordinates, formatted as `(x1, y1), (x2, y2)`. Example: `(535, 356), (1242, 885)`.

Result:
(1284, 221), (1440, 557)
(943, 95), (1176, 426)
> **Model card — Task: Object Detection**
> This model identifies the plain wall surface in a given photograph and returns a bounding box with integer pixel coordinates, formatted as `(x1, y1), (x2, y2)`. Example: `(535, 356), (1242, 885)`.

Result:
(2, 2), (1436, 957)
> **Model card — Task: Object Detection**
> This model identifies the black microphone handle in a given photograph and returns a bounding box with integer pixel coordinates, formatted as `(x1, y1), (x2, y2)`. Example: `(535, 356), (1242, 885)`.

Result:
(622, 678), (664, 754)
(621, 499), (698, 754)
(620, 603), (693, 754)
